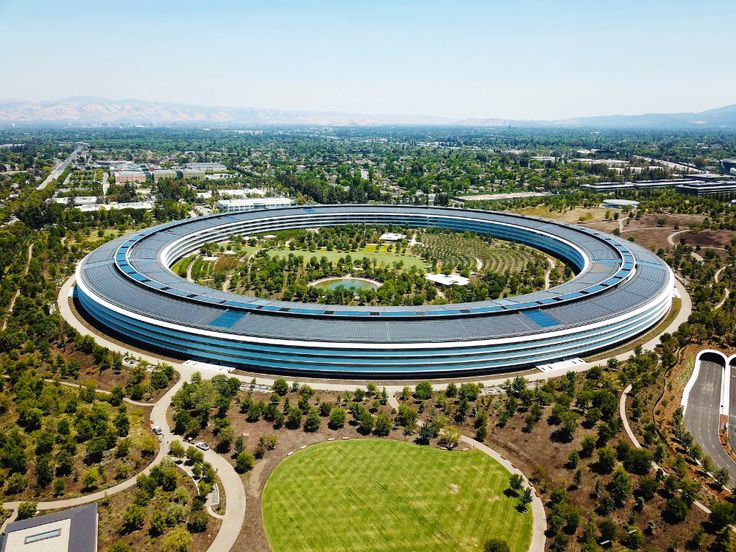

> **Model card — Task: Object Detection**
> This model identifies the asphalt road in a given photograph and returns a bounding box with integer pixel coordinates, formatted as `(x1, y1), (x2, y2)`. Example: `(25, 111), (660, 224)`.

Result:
(730, 360), (736, 456)
(37, 145), (85, 190)
(684, 359), (736, 481)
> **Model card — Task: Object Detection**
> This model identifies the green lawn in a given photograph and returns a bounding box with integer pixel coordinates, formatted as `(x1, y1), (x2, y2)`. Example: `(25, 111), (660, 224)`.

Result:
(262, 439), (532, 552)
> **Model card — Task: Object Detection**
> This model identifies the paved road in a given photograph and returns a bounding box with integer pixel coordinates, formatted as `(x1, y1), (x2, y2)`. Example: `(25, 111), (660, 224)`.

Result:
(684, 359), (736, 481)
(730, 359), (736, 457)
(37, 145), (85, 190)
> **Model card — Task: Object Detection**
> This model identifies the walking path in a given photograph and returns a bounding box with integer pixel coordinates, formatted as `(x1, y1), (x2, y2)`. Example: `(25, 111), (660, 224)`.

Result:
(48, 273), (691, 550)
(386, 395), (546, 550)
(543, 257), (554, 290)
(620, 385), (712, 516)
(1, 325), (246, 552)
(2, 243), (33, 331)
(714, 266), (730, 311)
(667, 229), (689, 246)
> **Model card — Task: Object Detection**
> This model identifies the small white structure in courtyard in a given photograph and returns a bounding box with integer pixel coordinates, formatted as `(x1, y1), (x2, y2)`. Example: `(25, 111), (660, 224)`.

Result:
(425, 273), (470, 286)
(379, 232), (406, 242)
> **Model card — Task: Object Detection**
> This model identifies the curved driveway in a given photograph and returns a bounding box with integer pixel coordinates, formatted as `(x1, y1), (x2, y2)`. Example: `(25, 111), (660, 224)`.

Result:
(684, 358), (736, 481)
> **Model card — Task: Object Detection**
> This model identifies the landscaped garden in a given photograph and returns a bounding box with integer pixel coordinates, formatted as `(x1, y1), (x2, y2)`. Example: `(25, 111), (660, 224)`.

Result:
(172, 225), (568, 306)
(261, 439), (532, 552)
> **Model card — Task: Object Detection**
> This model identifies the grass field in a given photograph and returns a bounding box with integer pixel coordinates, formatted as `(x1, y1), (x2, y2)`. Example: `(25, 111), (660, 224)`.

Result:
(262, 440), (532, 552)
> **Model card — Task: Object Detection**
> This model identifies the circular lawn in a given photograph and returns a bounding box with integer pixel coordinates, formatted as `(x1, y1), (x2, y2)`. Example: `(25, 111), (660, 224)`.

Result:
(262, 439), (532, 552)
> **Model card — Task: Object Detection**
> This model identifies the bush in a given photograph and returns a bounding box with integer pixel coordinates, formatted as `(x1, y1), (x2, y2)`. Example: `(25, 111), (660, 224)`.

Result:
(162, 525), (193, 552)
(484, 538), (510, 552)
(6, 472), (28, 495)
(304, 408), (321, 432)
(373, 413), (392, 436)
(414, 381), (433, 401)
(272, 377), (289, 396)
(17, 501), (36, 520)
(187, 509), (209, 533)
(122, 504), (146, 532)
(109, 542), (130, 552)
(236, 450), (255, 473)
(329, 407), (346, 429)
(149, 510), (167, 536)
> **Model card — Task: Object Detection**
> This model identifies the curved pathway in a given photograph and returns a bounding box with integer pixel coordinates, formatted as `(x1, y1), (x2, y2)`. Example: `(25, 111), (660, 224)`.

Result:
(458, 435), (546, 551)
(51, 272), (691, 551)
(714, 266), (730, 311)
(667, 229), (689, 246)
(2, 243), (33, 331)
(385, 396), (546, 550)
(2, 277), (248, 552)
(620, 385), (712, 515)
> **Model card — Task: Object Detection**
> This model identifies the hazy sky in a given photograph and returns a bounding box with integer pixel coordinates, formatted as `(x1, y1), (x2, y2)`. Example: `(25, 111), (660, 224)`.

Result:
(1, 0), (735, 120)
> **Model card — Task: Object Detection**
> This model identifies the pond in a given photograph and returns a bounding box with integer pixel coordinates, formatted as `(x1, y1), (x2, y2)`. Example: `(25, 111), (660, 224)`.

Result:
(310, 277), (381, 291)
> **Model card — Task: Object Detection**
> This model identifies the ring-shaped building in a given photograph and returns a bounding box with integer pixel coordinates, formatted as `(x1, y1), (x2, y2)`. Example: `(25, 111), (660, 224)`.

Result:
(75, 205), (674, 377)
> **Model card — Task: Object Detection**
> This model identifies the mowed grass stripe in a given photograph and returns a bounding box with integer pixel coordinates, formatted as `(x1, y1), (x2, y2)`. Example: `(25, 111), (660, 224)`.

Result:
(262, 440), (532, 552)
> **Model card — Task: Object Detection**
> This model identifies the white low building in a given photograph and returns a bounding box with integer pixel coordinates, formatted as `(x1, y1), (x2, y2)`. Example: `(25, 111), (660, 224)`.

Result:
(601, 199), (639, 209)
(217, 188), (268, 198)
(425, 273), (470, 286)
(379, 232), (406, 242)
(216, 197), (294, 213)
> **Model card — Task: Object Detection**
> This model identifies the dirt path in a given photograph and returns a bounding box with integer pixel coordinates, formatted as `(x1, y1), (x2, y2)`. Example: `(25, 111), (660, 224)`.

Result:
(2, 243), (33, 331)
(186, 257), (195, 282)
(543, 257), (555, 290)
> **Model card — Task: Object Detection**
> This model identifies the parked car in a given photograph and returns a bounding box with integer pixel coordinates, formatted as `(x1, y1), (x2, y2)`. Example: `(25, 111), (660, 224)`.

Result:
(151, 426), (163, 436)
(195, 441), (210, 451)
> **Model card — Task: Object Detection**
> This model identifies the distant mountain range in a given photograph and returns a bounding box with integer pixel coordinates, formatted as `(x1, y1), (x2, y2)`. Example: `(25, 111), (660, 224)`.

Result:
(1, 96), (736, 128)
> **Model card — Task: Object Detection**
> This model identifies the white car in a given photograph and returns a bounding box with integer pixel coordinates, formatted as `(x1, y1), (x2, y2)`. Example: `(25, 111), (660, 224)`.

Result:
(195, 441), (210, 451)
(151, 426), (163, 436)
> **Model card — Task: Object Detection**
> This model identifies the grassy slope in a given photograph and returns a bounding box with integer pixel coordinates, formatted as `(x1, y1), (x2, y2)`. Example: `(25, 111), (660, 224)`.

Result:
(262, 440), (531, 552)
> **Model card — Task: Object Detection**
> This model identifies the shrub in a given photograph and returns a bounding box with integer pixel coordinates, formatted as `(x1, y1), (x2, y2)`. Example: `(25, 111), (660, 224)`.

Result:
(414, 381), (433, 401)
(187, 509), (209, 533)
(122, 504), (146, 532)
(328, 407), (346, 429)
(17, 501), (36, 520)
(162, 525), (193, 552)
(373, 413), (392, 436)
(484, 539), (510, 552)
(236, 450), (255, 473)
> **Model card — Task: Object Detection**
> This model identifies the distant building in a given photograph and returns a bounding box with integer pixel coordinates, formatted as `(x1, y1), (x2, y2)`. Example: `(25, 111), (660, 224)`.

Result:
(379, 232), (406, 242)
(720, 159), (736, 173)
(216, 197), (294, 213)
(114, 170), (147, 184)
(0, 503), (98, 552)
(152, 169), (178, 182)
(583, 179), (699, 192)
(77, 201), (153, 212)
(602, 199), (639, 209)
(675, 181), (736, 198)
(184, 162), (227, 172)
(217, 188), (267, 198)
(180, 168), (206, 179)
(425, 273), (470, 286)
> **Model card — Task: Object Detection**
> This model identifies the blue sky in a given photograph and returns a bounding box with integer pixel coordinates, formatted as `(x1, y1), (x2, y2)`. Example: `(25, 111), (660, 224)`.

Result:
(1, 0), (735, 119)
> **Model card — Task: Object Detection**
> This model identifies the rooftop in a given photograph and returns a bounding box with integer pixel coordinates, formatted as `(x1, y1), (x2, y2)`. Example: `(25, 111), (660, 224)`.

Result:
(0, 504), (97, 552)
